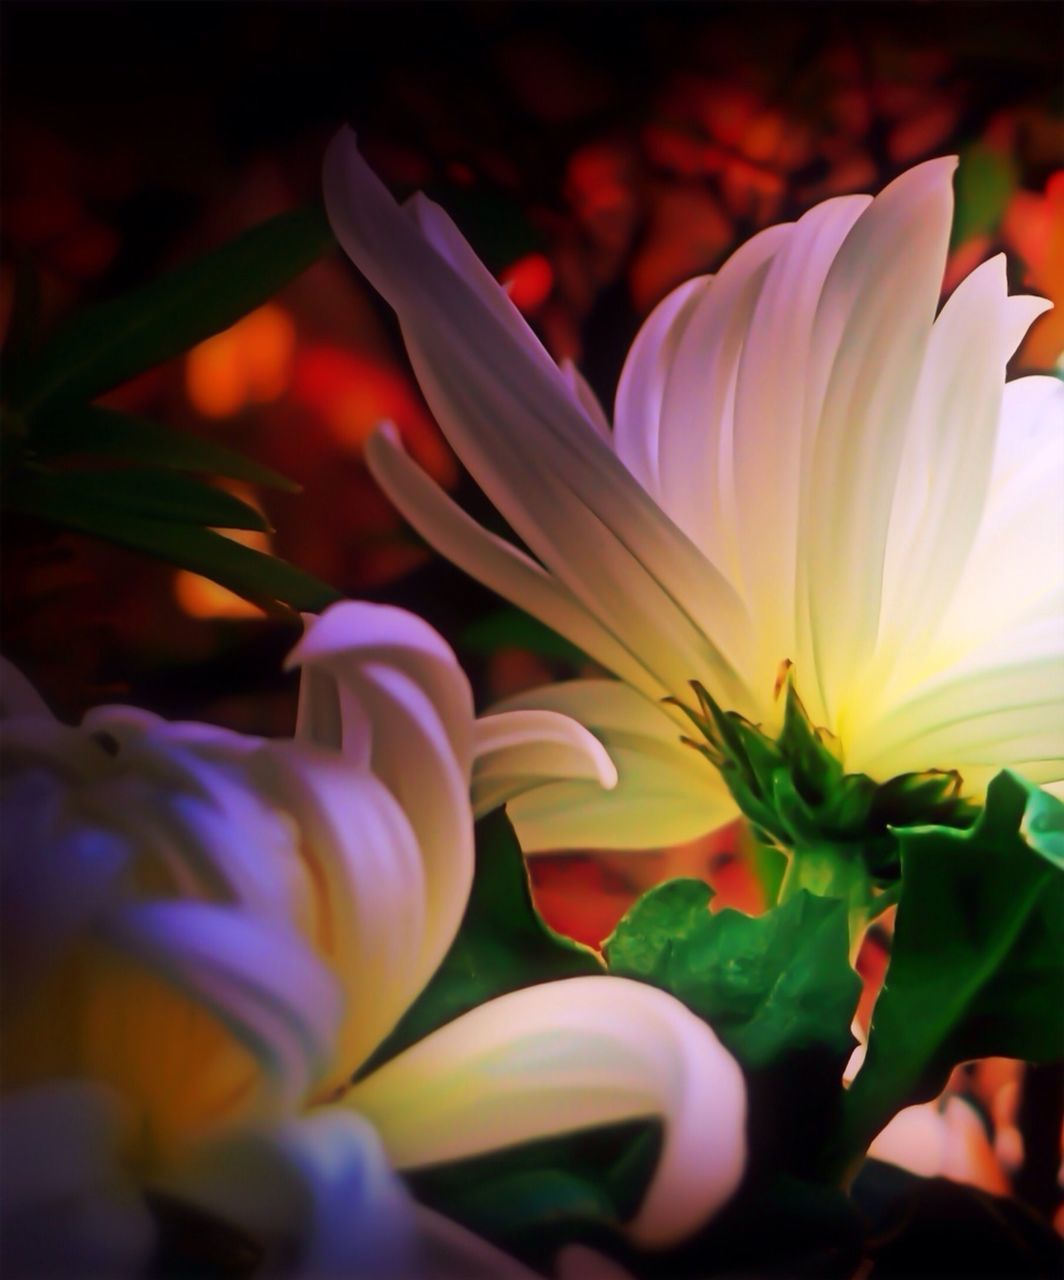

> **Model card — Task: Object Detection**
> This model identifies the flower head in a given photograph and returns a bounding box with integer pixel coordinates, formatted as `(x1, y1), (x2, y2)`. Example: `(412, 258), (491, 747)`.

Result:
(1, 602), (745, 1273)
(323, 129), (1063, 853)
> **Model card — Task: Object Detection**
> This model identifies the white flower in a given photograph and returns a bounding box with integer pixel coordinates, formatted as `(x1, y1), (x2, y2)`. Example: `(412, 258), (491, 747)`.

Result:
(1, 602), (745, 1275)
(322, 128), (1064, 853)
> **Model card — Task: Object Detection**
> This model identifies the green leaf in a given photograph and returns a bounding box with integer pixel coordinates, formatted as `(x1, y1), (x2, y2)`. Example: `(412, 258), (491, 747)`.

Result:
(2, 467), (340, 613)
(13, 207), (333, 412)
(460, 607), (588, 666)
(7, 465), (269, 531)
(28, 405), (299, 492)
(369, 809), (601, 1065)
(839, 772), (1064, 1166)
(364, 807), (602, 1074)
(603, 879), (860, 1069)
(951, 143), (1018, 249)
(432, 1169), (615, 1240)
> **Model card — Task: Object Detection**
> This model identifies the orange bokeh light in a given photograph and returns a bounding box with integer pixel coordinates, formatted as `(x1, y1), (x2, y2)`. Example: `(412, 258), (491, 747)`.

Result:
(185, 303), (296, 419)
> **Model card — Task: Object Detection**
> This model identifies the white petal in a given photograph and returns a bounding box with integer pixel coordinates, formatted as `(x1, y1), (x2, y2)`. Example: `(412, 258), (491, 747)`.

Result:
(348, 976), (746, 1248)
(0, 1083), (154, 1279)
(287, 600), (475, 992)
(471, 708), (617, 818)
(799, 158), (957, 721)
(78, 729), (300, 923)
(289, 600), (474, 774)
(0, 656), (54, 720)
(256, 742), (429, 1085)
(729, 194), (871, 699)
(852, 620), (1064, 787)
(365, 425), (667, 700)
(560, 358), (612, 441)
(926, 375), (1064, 661)
(324, 129), (754, 712)
(614, 276), (708, 497)
(493, 681), (735, 851)
(878, 257), (1052, 667)
(331, 659), (474, 1002)
(164, 1109), (418, 1280)
(104, 902), (342, 1118)
(655, 223), (791, 577)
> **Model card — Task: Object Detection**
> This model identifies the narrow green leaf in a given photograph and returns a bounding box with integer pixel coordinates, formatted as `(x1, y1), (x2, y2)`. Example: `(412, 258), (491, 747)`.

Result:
(460, 607), (588, 666)
(363, 808), (602, 1073)
(839, 772), (1064, 1165)
(9, 465), (269, 531)
(14, 207), (333, 411)
(29, 405), (299, 492)
(2, 469), (340, 613)
(604, 879), (860, 1069)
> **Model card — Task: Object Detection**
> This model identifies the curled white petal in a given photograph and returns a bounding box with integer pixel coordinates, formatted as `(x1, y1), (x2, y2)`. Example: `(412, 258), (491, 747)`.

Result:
(347, 976), (746, 1248)
(471, 707), (617, 819)
(494, 681), (735, 851)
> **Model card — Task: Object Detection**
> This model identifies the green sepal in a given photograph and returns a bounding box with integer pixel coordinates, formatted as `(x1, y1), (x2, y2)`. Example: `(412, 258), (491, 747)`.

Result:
(603, 878), (861, 1069)
(683, 677), (976, 886)
(836, 772), (1064, 1171)
(361, 807), (602, 1075)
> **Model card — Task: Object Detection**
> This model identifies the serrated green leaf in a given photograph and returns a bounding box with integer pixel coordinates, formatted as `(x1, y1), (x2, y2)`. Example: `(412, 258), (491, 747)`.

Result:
(838, 772), (1064, 1167)
(604, 879), (860, 1069)
(7, 465), (269, 531)
(28, 405), (299, 492)
(363, 808), (602, 1074)
(1, 469), (340, 613)
(13, 207), (333, 412)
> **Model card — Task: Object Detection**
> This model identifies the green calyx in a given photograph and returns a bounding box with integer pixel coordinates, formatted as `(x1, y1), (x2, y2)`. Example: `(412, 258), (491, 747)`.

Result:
(673, 675), (978, 920)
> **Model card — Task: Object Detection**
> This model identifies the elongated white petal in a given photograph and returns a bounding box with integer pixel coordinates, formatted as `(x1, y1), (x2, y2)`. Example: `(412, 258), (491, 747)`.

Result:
(494, 681), (734, 851)
(104, 902), (341, 1120)
(289, 601), (474, 774)
(614, 276), (708, 496)
(799, 158), (956, 720)
(348, 976), (746, 1248)
(0, 1083), (154, 1279)
(0, 656), (54, 720)
(365, 425), (667, 699)
(471, 708), (617, 818)
(324, 129), (754, 711)
(560, 358), (612, 441)
(285, 600), (475, 998)
(164, 1110), (418, 1280)
(928, 375), (1064, 662)
(730, 194), (871, 701)
(655, 223), (791, 577)
(879, 257), (1051, 667)
(256, 742), (429, 1085)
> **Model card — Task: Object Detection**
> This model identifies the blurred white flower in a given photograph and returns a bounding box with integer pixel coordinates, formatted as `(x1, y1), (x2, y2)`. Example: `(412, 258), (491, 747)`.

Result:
(323, 129), (1063, 852)
(1, 601), (745, 1275)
